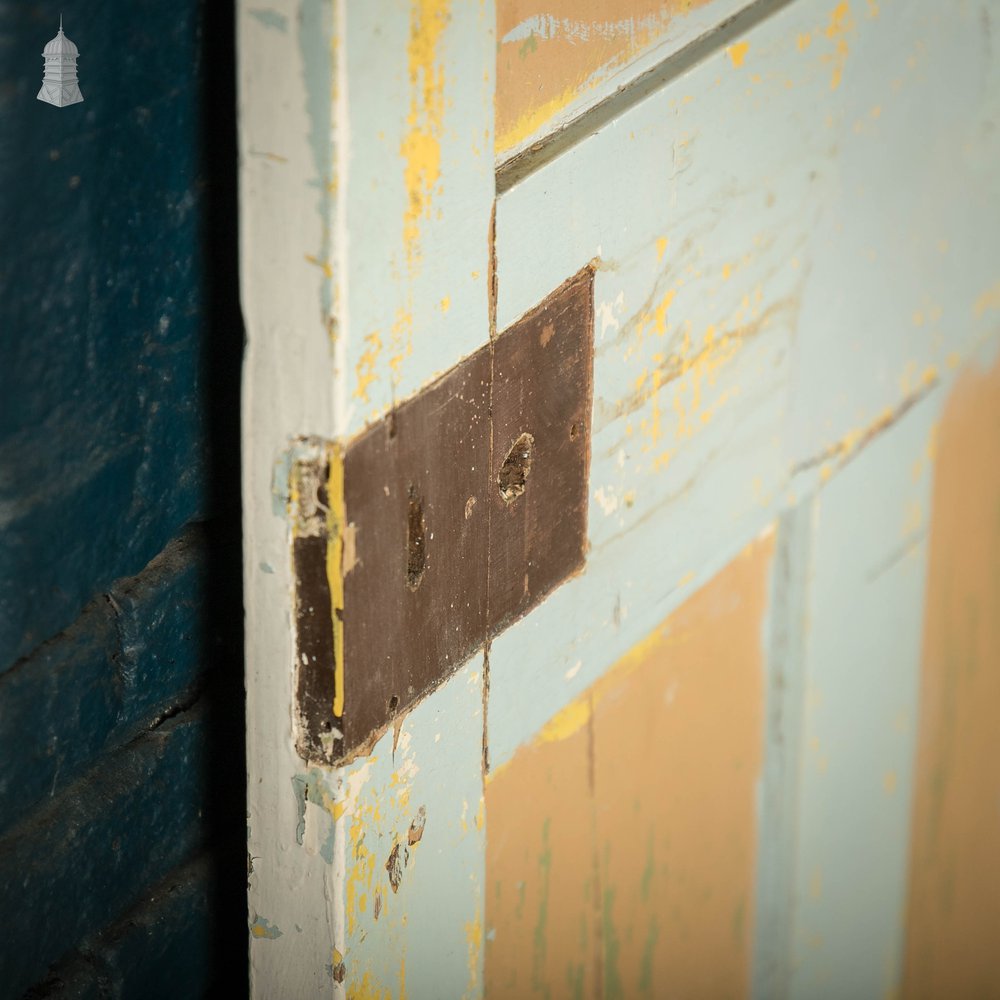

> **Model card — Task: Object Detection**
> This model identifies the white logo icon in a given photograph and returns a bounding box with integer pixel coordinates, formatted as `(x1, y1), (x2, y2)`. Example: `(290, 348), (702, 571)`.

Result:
(38, 16), (84, 108)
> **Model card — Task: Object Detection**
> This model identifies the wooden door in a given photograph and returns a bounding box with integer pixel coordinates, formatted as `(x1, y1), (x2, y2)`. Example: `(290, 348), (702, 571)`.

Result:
(239, 2), (1000, 996)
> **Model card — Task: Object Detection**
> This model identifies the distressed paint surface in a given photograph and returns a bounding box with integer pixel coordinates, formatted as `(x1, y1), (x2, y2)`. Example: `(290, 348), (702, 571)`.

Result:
(335, 659), (486, 1000)
(241, 2), (495, 990)
(299, 270), (593, 762)
(901, 346), (1000, 1000)
(242, 0), (1000, 993)
(486, 533), (772, 998)
(786, 388), (938, 1000)
(491, 0), (1000, 769)
(343, 0), (495, 431)
(495, 0), (750, 158)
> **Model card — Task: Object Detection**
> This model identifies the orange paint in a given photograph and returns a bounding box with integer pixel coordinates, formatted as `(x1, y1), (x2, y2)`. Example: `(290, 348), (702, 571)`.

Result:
(484, 709), (597, 1000)
(727, 40), (750, 68)
(496, 0), (712, 154)
(485, 533), (773, 996)
(901, 351), (1000, 998)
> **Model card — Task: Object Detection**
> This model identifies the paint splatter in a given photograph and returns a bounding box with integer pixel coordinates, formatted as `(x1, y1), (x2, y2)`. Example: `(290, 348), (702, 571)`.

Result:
(727, 41), (749, 68)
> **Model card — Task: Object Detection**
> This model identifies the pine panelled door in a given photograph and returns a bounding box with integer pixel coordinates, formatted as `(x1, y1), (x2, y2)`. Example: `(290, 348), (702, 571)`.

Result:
(239, 1), (1000, 997)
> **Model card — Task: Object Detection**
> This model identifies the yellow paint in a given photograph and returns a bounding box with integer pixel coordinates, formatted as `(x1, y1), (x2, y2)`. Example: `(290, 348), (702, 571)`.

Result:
(656, 236), (669, 261)
(464, 909), (483, 1000)
(727, 41), (749, 68)
(250, 918), (281, 939)
(326, 444), (346, 719)
(304, 253), (334, 278)
(355, 330), (382, 402)
(347, 971), (392, 1000)
(810, 869), (823, 899)
(440, 296), (451, 312)
(722, 262), (733, 280)
(495, 4), (708, 155)
(797, 32), (812, 51)
(401, 0), (448, 270)
(537, 697), (591, 745)
(808, 368), (940, 480)
(973, 279), (1000, 317)
(496, 82), (581, 156)
(823, 1), (854, 91)
(388, 306), (415, 383)
(903, 499), (922, 535)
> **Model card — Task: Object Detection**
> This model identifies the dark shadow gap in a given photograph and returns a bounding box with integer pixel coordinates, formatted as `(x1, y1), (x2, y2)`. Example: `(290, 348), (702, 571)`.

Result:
(197, 0), (247, 993)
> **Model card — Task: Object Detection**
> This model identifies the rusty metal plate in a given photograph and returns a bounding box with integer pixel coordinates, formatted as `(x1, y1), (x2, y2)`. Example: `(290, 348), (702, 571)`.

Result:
(293, 268), (594, 763)
(488, 268), (593, 635)
(340, 348), (493, 756)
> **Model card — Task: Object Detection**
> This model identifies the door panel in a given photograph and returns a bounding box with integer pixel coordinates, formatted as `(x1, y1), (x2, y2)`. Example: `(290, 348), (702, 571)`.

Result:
(496, 0), (755, 160)
(240, 1), (1000, 996)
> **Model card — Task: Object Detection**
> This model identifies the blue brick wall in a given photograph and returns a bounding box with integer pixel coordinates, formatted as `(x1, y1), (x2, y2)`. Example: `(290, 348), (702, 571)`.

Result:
(0, 1), (244, 996)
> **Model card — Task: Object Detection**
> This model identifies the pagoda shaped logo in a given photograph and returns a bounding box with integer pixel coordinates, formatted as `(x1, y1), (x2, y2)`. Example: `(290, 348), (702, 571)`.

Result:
(38, 16), (84, 108)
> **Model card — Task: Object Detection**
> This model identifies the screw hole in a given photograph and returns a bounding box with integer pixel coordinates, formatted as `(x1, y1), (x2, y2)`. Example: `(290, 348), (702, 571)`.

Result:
(406, 486), (426, 589)
(569, 423), (579, 440)
(389, 695), (399, 712)
(498, 432), (534, 504)
(386, 411), (397, 440)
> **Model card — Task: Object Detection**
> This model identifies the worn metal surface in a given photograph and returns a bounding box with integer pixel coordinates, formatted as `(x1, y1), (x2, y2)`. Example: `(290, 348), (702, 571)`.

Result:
(293, 271), (593, 765)
(340, 350), (492, 758)
(489, 269), (594, 634)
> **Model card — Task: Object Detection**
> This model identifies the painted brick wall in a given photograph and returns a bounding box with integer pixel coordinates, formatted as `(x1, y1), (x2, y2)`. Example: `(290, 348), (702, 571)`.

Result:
(0, 2), (244, 997)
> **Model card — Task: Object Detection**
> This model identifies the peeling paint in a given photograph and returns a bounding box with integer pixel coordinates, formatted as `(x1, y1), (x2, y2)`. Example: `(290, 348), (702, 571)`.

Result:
(250, 915), (284, 940)
(496, 1), (718, 154)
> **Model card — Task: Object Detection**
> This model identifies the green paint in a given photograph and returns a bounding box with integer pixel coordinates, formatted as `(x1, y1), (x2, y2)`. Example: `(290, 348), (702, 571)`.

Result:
(603, 884), (623, 1000)
(291, 770), (338, 861)
(518, 31), (538, 59)
(533, 818), (553, 997)
(515, 879), (526, 920)
(250, 914), (284, 940)
(641, 829), (655, 902)
(291, 774), (308, 846)
(732, 895), (746, 944)
(567, 961), (585, 1000)
(639, 916), (659, 996)
(297, 0), (334, 321)
(247, 8), (289, 32)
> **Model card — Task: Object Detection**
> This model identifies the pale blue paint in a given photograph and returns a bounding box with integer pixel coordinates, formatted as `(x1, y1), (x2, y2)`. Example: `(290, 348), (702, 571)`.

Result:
(342, 0), (495, 435)
(299, 0), (334, 322)
(338, 656), (486, 998)
(786, 389), (937, 1000)
(753, 500), (814, 1000)
(248, 8), (289, 32)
